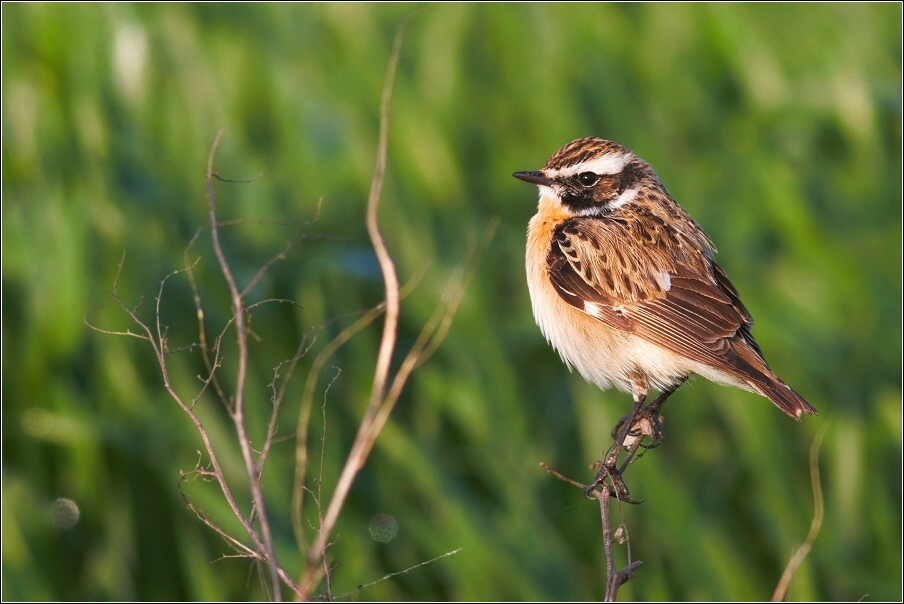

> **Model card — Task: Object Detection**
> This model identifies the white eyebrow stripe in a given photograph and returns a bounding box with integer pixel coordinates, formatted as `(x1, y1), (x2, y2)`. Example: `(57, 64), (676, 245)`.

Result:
(546, 153), (631, 178)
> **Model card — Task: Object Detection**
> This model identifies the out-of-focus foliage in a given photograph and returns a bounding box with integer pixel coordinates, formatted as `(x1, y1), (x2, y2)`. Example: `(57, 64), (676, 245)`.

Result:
(2, 3), (901, 601)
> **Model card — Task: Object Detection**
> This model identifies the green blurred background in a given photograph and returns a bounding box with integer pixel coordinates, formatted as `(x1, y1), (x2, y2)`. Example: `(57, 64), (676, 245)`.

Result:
(3, 3), (901, 601)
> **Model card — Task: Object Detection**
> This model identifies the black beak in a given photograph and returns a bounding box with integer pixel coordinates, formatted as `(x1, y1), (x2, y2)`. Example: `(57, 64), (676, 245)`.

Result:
(513, 171), (555, 187)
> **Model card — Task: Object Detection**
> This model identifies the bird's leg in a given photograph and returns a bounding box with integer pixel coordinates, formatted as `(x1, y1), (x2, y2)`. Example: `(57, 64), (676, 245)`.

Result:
(606, 376), (648, 470)
(632, 376), (688, 450)
(585, 375), (648, 502)
(643, 376), (686, 416)
(609, 376), (688, 457)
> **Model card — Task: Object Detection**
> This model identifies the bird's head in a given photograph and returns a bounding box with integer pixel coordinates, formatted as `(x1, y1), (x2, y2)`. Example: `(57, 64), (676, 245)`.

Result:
(513, 137), (659, 217)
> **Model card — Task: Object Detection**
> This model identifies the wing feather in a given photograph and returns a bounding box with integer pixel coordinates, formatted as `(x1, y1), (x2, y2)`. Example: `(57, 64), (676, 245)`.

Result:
(540, 188), (816, 418)
(548, 216), (763, 380)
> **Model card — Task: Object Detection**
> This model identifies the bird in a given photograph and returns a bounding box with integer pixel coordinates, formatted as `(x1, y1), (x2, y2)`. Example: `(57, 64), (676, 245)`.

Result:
(513, 137), (817, 429)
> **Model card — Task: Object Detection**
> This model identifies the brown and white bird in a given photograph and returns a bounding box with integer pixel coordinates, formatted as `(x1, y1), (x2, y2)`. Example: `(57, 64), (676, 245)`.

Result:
(514, 137), (817, 420)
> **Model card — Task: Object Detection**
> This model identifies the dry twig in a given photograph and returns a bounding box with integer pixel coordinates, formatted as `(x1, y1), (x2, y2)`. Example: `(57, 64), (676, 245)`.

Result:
(86, 248), (302, 598)
(205, 130), (283, 600)
(296, 26), (408, 597)
(291, 266), (427, 558)
(771, 422), (829, 602)
(541, 389), (671, 600)
(295, 23), (495, 597)
(593, 487), (642, 601)
(90, 22), (476, 602)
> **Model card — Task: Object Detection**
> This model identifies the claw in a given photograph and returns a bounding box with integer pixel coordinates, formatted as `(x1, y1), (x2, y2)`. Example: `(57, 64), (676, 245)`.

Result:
(612, 407), (665, 449)
(582, 480), (644, 505)
(582, 462), (647, 504)
(593, 384), (683, 506)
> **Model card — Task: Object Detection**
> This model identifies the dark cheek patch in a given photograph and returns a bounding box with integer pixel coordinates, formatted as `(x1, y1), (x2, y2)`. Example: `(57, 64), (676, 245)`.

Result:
(562, 179), (618, 210)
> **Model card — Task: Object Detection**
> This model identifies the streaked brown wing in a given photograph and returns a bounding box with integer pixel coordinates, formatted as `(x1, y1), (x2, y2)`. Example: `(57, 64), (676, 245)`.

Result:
(548, 216), (760, 374)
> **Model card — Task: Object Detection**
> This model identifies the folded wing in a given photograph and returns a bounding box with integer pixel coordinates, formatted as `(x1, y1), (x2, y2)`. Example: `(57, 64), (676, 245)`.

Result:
(548, 215), (817, 418)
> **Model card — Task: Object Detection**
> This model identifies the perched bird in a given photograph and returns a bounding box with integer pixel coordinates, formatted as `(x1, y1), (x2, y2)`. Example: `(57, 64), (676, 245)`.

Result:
(514, 137), (817, 422)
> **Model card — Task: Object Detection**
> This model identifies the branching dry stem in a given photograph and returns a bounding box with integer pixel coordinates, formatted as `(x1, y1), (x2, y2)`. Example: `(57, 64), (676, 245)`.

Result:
(595, 487), (643, 601)
(87, 247), (302, 598)
(90, 22), (476, 603)
(296, 26), (405, 597)
(295, 22), (494, 598)
(206, 130), (283, 600)
(541, 386), (679, 600)
(291, 264), (428, 559)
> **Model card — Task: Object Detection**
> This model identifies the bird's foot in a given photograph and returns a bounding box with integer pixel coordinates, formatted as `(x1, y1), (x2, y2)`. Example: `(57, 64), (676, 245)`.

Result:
(611, 405), (665, 450)
(584, 462), (643, 504)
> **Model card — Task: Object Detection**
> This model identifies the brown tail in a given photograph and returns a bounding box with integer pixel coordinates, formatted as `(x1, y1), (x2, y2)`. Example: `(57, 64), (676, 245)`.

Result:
(729, 336), (818, 419)
(748, 375), (818, 420)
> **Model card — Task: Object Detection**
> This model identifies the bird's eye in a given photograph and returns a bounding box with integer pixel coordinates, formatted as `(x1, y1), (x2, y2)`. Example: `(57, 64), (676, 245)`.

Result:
(578, 172), (600, 187)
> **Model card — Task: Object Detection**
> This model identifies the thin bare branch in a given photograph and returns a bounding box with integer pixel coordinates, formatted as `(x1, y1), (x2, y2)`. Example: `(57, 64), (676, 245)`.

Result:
(240, 234), (309, 299)
(84, 305), (150, 341)
(362, 25), (405, 419)
(232, 198), (324, 299)
(98, 248), (289, 594)
(84, 252), (152, 341)
(206, 129), (281, 600)
(247, 298), (303, 312)
(593, 488), (642, 601)
(83, 320), (151, 341)
(155, 259), (202, 354)
(191, 356), (224, 409)
(164, 342), (201, 355)
(185, 500), (259, 558)
(212, 168), (267, 184)
(539, 462), (587, 489)
(297, 26), (405, 598)
(183, 241), (230, 408)
(271, 333), (317, 413)
(319, 369), (341, 600)
(771, 422), (829, 602)
(258, 333), (317, 473)
(333, 548), (463, 601)
(201, 298), (301, 394)
(361, 220), (497, 464)
(319, 368), (341, 500)
(213, 553), (262, 562)
(99, 256), (263, 556)
(292, 300), (387, 557)
(97, 129), (330, 601)
(292, 259), (428, 559)
(297, 29), (498, 599)
(275, 565), (302, 598)
(217, 206), (325, 229)
(543, 389), (666, 600)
